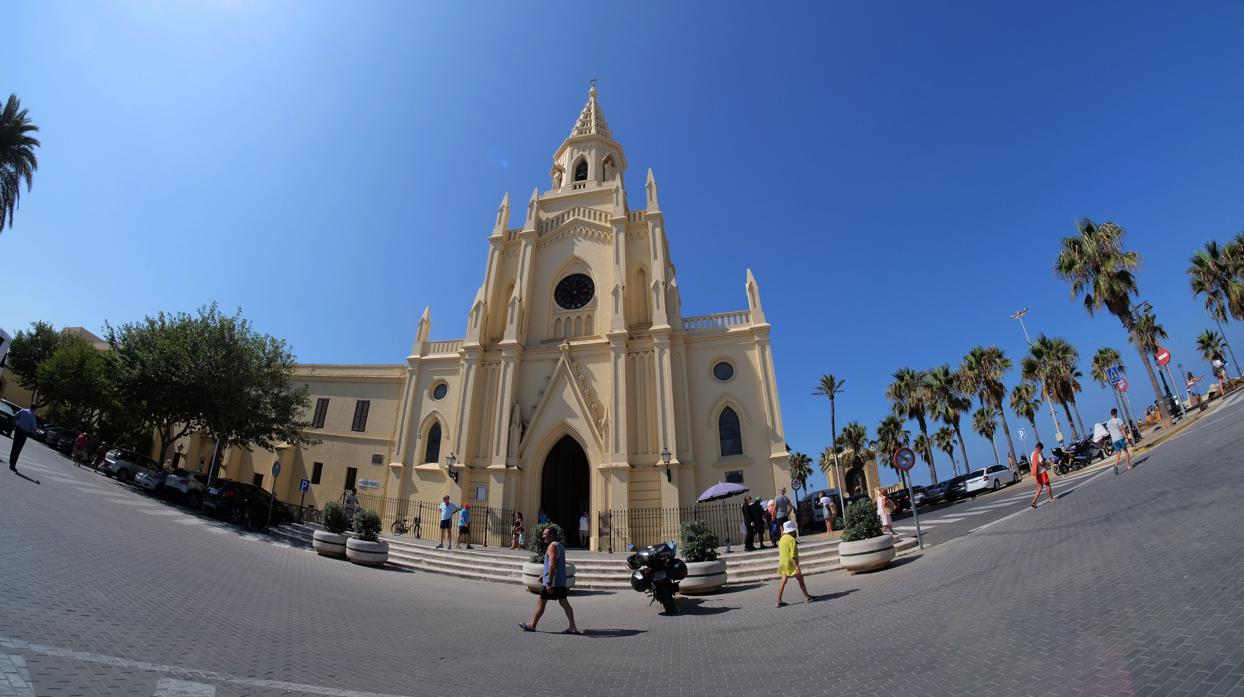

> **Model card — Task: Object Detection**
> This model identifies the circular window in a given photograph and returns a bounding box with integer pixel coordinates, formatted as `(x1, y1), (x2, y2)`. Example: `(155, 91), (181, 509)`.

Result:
(554, 273), (595, 310)
(713, 361), (734, 381)
(432, 383), (448, 400)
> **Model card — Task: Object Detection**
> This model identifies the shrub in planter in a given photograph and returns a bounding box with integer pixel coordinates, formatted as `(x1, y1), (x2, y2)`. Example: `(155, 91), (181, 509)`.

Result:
(322, 501), (349, 534)
(313, 501), (350, 558)
(838, 499), (894, 573)
(840, 500), (882, 542)
(520, 522), (576, 592)
(678, 519), (726, 594)
(346, 509), (388, 566)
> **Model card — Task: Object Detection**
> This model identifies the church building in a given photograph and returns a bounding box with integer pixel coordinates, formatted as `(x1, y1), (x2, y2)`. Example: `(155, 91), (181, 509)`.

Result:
(225, 87), (792, 550)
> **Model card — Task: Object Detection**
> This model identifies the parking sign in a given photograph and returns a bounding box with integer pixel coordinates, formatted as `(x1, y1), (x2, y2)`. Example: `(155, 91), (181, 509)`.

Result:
(299, 478), (310, 493)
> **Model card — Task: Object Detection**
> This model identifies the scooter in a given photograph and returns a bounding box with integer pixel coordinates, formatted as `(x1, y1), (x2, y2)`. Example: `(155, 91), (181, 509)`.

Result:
(626, 541), (686, 615)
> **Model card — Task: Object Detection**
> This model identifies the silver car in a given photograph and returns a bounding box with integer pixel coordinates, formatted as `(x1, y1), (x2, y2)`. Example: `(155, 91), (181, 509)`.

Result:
(101, 449), (162, 484)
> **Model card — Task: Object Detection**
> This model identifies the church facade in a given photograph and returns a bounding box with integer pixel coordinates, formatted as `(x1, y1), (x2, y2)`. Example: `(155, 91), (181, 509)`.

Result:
(228, 88), (792, 550)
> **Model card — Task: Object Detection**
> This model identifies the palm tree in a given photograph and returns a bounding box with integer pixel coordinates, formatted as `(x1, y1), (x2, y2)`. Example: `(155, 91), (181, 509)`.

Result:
(886, 367), (938, 484)
(959, 346), (1019, 472)
(1188, 239), (1244, 376)
(1090, 347), (1131, 424)
(873, 415), (909, 480)
(928, 364), (972, 474)
(1053, 339), (1087, 435)
(1197, 329), (1228, 393)
(972, 406), (1001, 466)
(812, 374), (846, 500)
(1022, 334), (1081, 441)
(1130, 307), (1175, 408)
(932, 425), (958, 477)
(1009, 382), (1042, 445)
(788, 451), (813, 508)
(0, 94), (41, 233)
(1055, 218), (1172, 428)
(835, 421), (872, 496)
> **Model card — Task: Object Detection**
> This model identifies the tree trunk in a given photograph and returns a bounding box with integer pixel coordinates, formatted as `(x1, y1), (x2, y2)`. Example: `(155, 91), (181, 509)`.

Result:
(830, 401), (843, 508)
(953, 420), (971, 472)
(1061, 402), (1080, 440)
(987, 434), (1000, 467)
(1126, 319), (1174, 429)
(947, 450), (959, 477)
(917, 417), (937, 485)
(1026, 417), (1040, 445)
(1071, 400), (1086, 436)
(994, 399), (1019, 474)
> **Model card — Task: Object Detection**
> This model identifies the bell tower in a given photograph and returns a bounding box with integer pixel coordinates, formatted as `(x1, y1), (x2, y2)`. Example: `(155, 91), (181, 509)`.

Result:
(549, 85), (628, 191)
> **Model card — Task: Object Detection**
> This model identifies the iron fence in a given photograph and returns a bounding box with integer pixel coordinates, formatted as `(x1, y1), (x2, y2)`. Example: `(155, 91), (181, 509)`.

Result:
(347, 493), (519, 548)
(599, 499), (745, 553)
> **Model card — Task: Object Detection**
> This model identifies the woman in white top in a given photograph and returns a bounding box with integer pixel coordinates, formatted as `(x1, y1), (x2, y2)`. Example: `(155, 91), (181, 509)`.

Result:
(875, 487), (897, 537)
(578, 512), (589, 548)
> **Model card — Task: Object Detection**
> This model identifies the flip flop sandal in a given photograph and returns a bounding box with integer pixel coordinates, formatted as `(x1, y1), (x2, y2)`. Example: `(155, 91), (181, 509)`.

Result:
(560, 629), (583, 635)
(519, 623), (535, 632)
(775, 601), (788, 608)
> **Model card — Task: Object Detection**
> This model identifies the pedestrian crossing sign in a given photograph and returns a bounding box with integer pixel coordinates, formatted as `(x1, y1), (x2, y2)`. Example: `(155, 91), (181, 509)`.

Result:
(1107, 367), (1122, 384)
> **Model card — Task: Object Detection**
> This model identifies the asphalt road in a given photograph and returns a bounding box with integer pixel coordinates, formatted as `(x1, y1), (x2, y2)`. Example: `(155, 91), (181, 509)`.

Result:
(3, 394), (1244, 696)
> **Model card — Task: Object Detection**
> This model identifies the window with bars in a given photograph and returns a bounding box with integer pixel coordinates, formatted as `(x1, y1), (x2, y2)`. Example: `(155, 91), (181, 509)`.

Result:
(311, 398), (329, 428)
(351, 400), (370, 432)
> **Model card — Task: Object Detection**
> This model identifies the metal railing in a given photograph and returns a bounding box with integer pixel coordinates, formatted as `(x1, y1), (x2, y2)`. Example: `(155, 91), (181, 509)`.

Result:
(347, 494), (520, 549)
(599, 500), (744, 553)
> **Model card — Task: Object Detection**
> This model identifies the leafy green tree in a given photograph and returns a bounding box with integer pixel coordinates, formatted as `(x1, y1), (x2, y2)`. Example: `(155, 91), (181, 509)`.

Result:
(5, 321), (64, 407)
(0, 93), (40, 233)
(788, 451), (812, 506)
(959, 346), (1019, 472)
(1009, 381), (1043, 445)
(1055, 218), (1171, 427)
(1021, 334), (1081, 442)
(972, 406), (1000, 465)
(36, 336), (111, 429)
(1196, 329), (1225, 363)
(872, 414), (909, 480)
(932, 425), (958, 477)
(885, 367), (937, 484)
(1188, 237), (1244, 366)
(811, 374), (846, 503)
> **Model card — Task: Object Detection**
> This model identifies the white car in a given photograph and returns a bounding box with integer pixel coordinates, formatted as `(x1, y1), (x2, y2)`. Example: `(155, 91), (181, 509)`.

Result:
(133, 469), (167, 492)
(964, 464), (1020, 494)
(163, 468), (208, 507)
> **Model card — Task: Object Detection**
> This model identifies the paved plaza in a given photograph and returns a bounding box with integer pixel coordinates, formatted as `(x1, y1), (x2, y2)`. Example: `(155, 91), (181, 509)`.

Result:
(3, 399), (1244, 696)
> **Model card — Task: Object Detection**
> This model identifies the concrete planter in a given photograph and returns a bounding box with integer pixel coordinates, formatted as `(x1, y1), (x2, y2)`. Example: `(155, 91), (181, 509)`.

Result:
(346, 537), (389, 566)
(521, 561), (577, 593)
(312, 530), (348, 559)
(679, 559), (727, 594)
(838, 534), (896, 573)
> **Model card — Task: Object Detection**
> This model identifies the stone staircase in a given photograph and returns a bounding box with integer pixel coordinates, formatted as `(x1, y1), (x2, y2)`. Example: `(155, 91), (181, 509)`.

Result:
(272, 523), (917, 591)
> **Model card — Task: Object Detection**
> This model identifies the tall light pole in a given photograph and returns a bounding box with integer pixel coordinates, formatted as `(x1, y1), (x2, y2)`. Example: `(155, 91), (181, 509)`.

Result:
(1011, 308), (1064, 444)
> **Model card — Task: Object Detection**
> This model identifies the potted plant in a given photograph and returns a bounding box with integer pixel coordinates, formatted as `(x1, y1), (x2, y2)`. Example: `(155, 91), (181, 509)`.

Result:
(678, 520), (726, 594)
(312, 501), (349, 558)
(520, 522), (576, 592)
(345, 509), (389, 566)
(837, 499), (896, 572)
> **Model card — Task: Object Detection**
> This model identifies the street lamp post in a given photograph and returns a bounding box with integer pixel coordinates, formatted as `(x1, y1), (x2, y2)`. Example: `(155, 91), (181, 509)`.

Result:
(445, 452), (459, 484)
(660, 447), (672, 483)
(1011, 308), (1064, 444)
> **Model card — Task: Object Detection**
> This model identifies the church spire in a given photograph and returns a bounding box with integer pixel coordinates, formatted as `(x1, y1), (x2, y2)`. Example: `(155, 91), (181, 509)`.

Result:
(569, 84), (612, 139)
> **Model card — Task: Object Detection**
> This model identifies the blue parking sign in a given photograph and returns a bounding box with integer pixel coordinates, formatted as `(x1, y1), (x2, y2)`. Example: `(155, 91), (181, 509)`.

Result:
(299, 478), (310, 493)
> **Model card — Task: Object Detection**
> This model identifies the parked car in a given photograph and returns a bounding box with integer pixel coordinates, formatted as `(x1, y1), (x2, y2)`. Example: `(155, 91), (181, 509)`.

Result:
(945, 475), (971, 502)
(163, 469), (208, 507)
(101, 448), (162, 483)
(54, 431), (78, 455)
(39, 425), (67, 446)
(964, 464), (1020, 494)
(0, 400), (16, 436)
(203, 479), (291, 529)
(134, 469), (168, 492)
(922, 480), (951, 505)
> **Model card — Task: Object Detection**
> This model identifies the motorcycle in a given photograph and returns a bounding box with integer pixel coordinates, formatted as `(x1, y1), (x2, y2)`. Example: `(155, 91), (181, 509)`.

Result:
(626, 541), (687, 615)
(1051, 442), (1092, 475)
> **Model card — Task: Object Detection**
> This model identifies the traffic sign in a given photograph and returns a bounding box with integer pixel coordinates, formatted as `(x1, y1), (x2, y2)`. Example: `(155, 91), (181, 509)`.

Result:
(1107, 366), (1122, 384)
(790, 478), (803, 491)
(299, 478), (310, 493)
(893, 446), (916, 472)
(1118, 377), (1129, 393)
(271, 461), (281, 478)
(1018, 428), (1026, 441)
(1155, 347), (1171, 366)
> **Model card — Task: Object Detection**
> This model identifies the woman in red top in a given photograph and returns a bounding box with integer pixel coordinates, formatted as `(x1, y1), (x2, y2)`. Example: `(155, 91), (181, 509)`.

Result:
(1029, 442), (1056, 508)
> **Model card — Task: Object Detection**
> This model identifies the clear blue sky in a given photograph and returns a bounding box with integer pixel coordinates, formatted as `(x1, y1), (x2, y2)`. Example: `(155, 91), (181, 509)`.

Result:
(6, 1), (1244, 489)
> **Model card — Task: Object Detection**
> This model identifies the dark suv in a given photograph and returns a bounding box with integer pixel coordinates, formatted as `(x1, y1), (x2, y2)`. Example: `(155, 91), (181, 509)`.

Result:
(203, 479), (291, 529)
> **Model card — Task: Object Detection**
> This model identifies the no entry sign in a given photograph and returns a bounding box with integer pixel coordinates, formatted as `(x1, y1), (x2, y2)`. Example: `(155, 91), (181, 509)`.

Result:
(1118, 377), (1129, 393)
(1155, 347), (1171, 366)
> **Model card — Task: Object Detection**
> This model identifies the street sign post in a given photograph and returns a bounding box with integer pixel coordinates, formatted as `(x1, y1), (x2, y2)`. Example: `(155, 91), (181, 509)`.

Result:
(891, 447), (923, 550)
(298, 478), (310, 522)
(266, 461), (280, 529)
(1107, 366), (1122, 385)
(1018, 428), (1026, 441)
(1155, 347), (1171, 366)
(1118, 377), (1129, 393)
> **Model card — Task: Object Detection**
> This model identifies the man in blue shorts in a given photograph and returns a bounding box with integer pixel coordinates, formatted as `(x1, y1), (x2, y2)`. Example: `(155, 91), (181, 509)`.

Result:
(1106, 408), (1133, 473)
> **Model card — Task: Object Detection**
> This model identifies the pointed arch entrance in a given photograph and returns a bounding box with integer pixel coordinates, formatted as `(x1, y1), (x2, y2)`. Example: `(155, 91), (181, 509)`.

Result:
(541, 435), (590, 547)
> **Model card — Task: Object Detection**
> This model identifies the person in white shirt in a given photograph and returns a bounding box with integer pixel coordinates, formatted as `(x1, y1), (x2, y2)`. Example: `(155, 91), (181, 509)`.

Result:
(437, 495), (459, 549)
(817, 491), (835, 537)
(1106, 408), (1133, 473)
(578, 512), (589, 548)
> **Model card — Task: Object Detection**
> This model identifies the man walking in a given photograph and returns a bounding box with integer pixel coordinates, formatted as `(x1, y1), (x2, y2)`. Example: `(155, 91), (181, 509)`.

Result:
(1029, 442), (1056, 508)
(437, 495), (458, 549)
(457, 503), (473, 549)
(1106, 408), (1133, 473)
(519, 526), (580, 634)
(6, 406), (37, 472)
(773, 487), (792, 528)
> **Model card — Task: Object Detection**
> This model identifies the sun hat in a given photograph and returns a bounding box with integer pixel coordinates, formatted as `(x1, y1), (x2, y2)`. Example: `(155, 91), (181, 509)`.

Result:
(782, 520), (797, 534)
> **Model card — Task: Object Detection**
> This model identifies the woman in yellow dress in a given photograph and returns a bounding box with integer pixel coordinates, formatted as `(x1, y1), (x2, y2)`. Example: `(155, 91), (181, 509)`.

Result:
(776, 520), (815, 607)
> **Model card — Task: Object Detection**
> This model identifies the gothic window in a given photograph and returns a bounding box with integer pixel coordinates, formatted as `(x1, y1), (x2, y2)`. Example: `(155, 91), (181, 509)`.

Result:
(573, 159), (588, 182)
(718, 407), (743, 457)
(424, 422), (442, 464)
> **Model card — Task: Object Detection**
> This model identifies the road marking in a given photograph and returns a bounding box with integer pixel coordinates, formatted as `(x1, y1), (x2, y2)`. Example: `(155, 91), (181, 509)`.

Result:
(74, 486), (104, 494)
(203, 527), (227, 534)
(41, 474), (79, 484)
(154, 678), (216, 697)
(923, 516), (966, 523)
(893, 525), (933, 532)
(0, 653), (35, 697)
(174, 518), (202, 526)
(0, 636), (417, 697)
(969, 467), (1114, 534)
(139, 510), (184, 517)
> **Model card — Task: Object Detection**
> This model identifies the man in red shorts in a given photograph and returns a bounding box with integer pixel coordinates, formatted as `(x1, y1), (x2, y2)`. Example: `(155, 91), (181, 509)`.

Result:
(1029, 441), (1056, 508)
